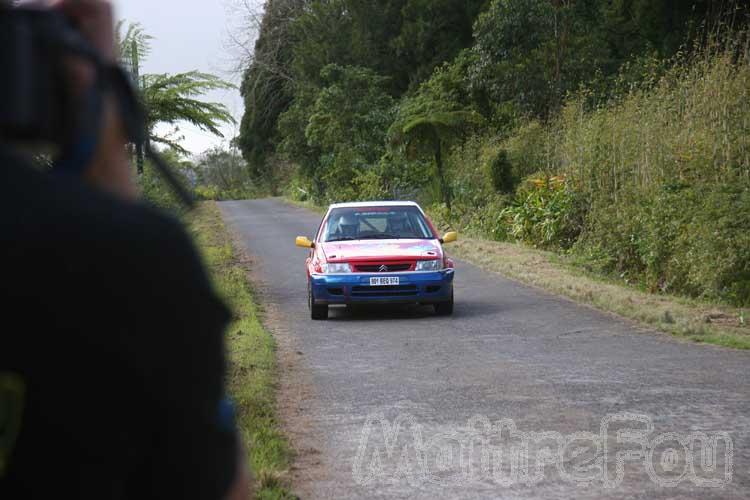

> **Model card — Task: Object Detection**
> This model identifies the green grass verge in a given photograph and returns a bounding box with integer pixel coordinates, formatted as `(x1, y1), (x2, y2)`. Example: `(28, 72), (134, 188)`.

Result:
(188, 202), (296, 499)
(283, 196), (750, 349)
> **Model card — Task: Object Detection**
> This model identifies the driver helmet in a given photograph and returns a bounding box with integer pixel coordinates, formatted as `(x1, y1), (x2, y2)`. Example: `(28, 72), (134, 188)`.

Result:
(338, 213), (359, 237)
(387, 215), (408, 233)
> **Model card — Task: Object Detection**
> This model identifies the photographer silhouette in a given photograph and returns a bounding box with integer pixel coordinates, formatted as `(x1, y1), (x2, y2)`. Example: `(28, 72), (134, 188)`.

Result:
(0, 1), (249, 498)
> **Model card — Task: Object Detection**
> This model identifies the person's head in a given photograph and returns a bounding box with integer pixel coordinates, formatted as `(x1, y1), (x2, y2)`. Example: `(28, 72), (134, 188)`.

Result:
(338, 213), (359, 237)
(387, 215), (408, 234)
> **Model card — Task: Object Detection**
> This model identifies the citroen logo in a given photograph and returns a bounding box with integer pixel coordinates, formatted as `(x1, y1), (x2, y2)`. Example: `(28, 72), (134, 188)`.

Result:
(379, 265), (389, 272)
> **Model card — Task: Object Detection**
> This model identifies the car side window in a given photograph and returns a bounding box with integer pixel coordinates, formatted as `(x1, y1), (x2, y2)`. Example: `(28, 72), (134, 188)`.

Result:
(315, 214), (329, 242)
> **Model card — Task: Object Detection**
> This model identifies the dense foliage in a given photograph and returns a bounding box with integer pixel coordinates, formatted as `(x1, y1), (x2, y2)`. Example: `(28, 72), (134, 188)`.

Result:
(238, 0), (750, 306)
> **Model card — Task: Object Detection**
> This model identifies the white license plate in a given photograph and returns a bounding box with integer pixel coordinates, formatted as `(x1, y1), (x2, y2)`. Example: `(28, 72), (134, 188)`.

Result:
(370, 277), (400, 286)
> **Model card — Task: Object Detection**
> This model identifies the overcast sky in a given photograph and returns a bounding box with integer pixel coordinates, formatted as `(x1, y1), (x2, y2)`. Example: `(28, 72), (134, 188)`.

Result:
(112, 0), (259, 156)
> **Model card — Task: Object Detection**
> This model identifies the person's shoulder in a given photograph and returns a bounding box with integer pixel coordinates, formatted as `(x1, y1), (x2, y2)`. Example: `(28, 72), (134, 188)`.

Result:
(3, 153), (184, 247)
(1, 153), (204, 290)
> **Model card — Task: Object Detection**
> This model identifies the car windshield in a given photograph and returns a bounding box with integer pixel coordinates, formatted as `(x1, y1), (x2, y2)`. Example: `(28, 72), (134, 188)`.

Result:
(323, 206), (435, 242)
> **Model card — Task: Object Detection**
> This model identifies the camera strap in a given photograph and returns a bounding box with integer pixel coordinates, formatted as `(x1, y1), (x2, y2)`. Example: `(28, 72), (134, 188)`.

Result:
(104, 64), (195, 209)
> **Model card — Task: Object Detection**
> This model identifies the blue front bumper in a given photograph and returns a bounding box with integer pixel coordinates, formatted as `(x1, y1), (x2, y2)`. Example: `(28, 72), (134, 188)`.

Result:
(310, 270), (454, 305)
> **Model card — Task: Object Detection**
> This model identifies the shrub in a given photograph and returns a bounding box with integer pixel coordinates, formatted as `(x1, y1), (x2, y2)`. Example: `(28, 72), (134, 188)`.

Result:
(195, 185), (221, 201)
(501, 175), (585, 249)
(137, 157), (193, 215)
(576, 184), (750, 306)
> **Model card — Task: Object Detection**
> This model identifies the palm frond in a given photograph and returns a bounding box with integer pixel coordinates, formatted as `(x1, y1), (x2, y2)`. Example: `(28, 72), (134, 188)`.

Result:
(142, 72), (237, 136)
(115, 23), (236, 152)
(149, 134), (190, 156)
(403, 110), (485, 139)
(116, 21), (153, 70)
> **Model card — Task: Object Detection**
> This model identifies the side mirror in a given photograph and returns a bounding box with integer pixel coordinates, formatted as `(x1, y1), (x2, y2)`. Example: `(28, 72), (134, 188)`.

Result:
(440, 231), (458, 244)
(295, 236), (315, 248)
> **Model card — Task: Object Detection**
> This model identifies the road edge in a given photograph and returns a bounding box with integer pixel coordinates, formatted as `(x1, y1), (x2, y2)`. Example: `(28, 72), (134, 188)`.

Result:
(188, 201), (296, 498)
(215, 200), (332, 499)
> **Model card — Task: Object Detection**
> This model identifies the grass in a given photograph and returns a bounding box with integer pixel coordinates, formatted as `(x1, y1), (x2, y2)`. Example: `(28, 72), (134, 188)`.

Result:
(449, 236), (750, 350)
(188, 202), (296, 499)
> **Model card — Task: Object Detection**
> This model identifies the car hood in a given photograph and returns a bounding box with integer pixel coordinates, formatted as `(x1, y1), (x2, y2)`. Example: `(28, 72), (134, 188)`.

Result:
(320, 239), (442, 262)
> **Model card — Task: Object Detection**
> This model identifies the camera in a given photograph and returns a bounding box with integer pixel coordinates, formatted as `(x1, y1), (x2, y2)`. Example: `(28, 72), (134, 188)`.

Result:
(0, 7), (78, 147)
(0, 5), (194, 207)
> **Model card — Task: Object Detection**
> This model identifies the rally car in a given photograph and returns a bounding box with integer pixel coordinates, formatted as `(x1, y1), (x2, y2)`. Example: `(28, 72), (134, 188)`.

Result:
(295, 201), (457, 320)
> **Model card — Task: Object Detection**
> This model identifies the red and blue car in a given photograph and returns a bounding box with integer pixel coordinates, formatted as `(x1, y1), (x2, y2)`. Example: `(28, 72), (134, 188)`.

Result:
(295, 201), (457, 320)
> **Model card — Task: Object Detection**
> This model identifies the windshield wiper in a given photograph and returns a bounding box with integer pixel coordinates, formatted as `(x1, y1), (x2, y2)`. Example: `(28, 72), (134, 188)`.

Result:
(359, 234), (400, 240)
(326, 236), (357, 242)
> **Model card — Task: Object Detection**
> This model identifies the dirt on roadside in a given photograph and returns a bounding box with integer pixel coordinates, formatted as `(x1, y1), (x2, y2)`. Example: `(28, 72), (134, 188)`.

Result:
(229, 230), (329, 499)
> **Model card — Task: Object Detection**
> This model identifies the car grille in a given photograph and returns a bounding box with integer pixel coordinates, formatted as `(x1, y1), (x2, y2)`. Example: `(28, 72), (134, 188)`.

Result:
(351, 285), (418, 297)
(354, 263), (413, 273)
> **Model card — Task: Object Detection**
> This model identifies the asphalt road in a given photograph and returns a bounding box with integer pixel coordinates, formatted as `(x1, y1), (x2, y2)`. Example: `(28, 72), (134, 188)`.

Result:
(219, 198), (750, 499)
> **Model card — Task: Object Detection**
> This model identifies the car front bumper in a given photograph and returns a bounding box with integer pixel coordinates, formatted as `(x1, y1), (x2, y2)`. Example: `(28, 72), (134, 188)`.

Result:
(310, 269), (454, 305)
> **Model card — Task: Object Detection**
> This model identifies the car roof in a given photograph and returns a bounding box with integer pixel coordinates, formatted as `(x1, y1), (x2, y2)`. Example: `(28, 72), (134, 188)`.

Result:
(328, 201), (420, 209)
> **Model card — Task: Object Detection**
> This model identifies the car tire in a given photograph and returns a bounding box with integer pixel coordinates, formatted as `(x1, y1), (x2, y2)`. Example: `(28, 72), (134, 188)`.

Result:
(311, 303), (328, 320)
(309, 281), (328, 320)
(434, 291), (454, 316)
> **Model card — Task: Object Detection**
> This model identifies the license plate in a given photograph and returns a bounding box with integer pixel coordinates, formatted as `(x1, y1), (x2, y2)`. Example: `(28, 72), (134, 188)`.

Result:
(370, 276), (399, 286)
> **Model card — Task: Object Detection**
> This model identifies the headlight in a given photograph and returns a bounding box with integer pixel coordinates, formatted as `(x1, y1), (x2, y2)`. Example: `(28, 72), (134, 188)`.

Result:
(416, 259), (441, 271)
(322, 262), (352, 274)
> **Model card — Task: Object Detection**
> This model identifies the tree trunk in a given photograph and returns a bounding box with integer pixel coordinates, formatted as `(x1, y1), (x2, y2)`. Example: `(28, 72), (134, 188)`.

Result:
(132, 40), (144, 174)
(135, 143), (144, 175)
(434, 139), (451, 211)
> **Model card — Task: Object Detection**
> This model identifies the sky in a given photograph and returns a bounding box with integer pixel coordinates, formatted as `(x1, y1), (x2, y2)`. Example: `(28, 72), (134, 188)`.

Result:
(112, 0), (260, 157)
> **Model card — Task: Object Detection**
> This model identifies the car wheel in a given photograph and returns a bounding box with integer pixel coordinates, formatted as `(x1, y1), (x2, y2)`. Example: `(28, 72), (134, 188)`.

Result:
(434, 290), (454, 316)
(309, 281), (328, 320)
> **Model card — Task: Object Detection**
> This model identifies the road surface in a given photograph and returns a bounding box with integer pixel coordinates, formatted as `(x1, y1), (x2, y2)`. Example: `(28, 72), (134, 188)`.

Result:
(219, 198), (749, 499)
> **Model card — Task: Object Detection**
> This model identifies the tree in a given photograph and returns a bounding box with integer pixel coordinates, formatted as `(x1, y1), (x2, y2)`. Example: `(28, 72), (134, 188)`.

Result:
(392, 0), (488, 86)
(392, 95), (484, 210)
(196, 147), (251, 193)
(288, 0), (410, 89)
(236, 0), (305, 185)
(305, 65), (394, 165)
(280, 64), (395, 202)
(471, 0), (609, 118)
(139, 71), (235, 154)
(117, 22), (235, 167)
(608, 1), (750, 57)
(236, 0), (488, 194)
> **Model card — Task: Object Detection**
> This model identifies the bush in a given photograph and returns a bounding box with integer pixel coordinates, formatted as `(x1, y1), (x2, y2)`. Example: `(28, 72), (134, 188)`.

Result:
(503, 120), (555, 179)
(576, 184), (750, 306)
(501, 175), (585, 249)
(673, 186), (750, 306)
(137, 158), (193, 216)
(195, 185), (221, 201)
